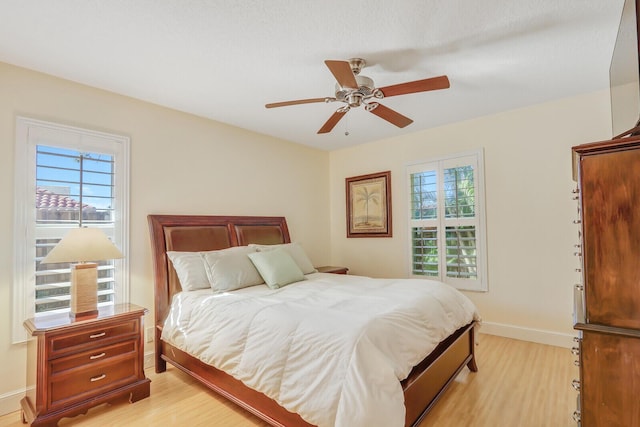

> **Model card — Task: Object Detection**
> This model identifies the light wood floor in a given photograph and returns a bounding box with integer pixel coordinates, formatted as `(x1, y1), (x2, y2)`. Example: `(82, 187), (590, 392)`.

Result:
(0, 333), (577, 427)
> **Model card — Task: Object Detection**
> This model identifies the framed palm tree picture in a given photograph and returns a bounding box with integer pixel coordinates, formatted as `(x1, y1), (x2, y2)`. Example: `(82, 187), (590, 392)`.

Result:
(346, 170), (392, 237)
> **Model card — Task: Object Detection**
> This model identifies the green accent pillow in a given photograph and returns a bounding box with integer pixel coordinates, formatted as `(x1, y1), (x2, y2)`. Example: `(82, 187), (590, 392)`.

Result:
(249, 242), (317, 274)
(247, 248), (305, 289)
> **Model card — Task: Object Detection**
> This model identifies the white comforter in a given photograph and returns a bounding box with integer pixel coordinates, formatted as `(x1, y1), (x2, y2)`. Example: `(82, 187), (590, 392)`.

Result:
(162, 273), (480, 427)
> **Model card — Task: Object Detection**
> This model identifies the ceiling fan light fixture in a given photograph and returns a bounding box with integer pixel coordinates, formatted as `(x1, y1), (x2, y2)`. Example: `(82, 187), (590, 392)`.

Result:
(335, 75), (374, 102)
(347, 93), (363, 107)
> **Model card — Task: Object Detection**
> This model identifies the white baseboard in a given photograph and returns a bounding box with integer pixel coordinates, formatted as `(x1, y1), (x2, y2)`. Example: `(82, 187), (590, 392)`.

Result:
(479, 321), (576, 348)
(0, 387), (26, 418)
(144, 350), (155, 370)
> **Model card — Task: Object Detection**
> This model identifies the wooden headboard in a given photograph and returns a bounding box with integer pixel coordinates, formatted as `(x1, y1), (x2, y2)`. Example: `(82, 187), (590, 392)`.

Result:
(147, 214), (291, 336)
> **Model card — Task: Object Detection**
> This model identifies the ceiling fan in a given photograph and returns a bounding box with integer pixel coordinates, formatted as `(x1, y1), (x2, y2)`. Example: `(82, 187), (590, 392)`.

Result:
(265, 58), (450, 134)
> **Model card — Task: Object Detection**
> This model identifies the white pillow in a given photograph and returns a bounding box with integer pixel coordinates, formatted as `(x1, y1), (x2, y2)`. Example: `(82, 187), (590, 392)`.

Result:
(201, 246), (264, 292)
(247, 248), (305, 289)
(249, 242), (317, 274)
(166, 251), (210, 292)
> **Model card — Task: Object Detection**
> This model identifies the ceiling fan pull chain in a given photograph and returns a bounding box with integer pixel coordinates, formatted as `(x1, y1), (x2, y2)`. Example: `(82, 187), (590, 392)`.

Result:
(344, 114), (350, 136)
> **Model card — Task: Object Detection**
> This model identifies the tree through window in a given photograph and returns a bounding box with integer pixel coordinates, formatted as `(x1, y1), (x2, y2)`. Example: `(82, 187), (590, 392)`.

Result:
(407, 150), (487, 291)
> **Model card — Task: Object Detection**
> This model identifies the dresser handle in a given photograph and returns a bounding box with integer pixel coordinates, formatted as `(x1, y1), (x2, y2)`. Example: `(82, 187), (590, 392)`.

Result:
(89, 332), (106, 339)
(90, 374), (106, 382)
(573, 219), (581, 224)
(573, 252), (582, 257)
(574, 359), (580, 367)
(573, 336), (581, 343)
(572, 188), (580, 194)
(575, 268), (582, 273)
(89, 352), (106, 360)
(575, 284), (584, 291)
(571, 347), (580, 356)
(571, 379), (580, 391)
(572, 410), (581, 423)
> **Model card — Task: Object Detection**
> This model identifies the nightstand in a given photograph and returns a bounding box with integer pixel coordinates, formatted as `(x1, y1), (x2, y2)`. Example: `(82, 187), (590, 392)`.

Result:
(316, 266), (349, 274)
(21, 303), (151, 427)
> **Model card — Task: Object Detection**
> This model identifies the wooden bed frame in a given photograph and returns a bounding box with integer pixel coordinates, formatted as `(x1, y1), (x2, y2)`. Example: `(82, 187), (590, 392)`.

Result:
(148, 214), (477, 427)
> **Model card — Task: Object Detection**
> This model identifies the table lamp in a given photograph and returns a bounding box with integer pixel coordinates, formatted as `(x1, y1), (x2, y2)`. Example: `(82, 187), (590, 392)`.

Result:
(41, 227), (124, 319)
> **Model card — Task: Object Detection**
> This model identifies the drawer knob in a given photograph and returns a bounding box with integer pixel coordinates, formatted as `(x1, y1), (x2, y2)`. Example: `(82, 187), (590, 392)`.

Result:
(571, 346), (580, 356)
(574, 359), (580, 367)
(90, 374), (107, 382)
(89, 352), (106, 360)
(574, 284), (584, 291)
(89, 332), (106, 339)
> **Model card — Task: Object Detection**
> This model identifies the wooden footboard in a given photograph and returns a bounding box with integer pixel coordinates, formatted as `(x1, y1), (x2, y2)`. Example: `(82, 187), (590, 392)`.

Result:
(160, 338), (313, 427)
(402, 322), (477, 427)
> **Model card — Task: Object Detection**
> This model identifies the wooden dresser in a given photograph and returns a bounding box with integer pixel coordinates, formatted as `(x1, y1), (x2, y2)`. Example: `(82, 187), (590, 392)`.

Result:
(572, 137), (640, 426)
(21, 303), (151, 426)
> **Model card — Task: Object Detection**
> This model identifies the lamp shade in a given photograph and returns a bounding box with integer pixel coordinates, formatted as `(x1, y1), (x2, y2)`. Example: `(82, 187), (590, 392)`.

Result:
(41, 227), (124, 264)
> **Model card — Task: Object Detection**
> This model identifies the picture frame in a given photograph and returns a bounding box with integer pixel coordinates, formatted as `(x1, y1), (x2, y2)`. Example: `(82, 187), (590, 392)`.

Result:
(345, 170), (392, 238)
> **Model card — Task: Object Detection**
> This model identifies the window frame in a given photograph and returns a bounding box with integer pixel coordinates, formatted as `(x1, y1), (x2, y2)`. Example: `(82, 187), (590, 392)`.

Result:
(406, 149), (488, 292)
(13, 117), (130, 343)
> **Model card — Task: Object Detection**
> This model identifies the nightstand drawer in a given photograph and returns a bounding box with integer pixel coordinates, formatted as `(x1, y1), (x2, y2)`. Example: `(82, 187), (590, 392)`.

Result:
(49, 352), (138, 408)
(50, 340), (137, 373)
(49, 319), (139, 356)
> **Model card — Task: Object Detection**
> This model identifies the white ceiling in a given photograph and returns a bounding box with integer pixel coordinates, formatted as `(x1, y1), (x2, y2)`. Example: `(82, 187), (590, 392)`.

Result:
(0, 1), (626, 150)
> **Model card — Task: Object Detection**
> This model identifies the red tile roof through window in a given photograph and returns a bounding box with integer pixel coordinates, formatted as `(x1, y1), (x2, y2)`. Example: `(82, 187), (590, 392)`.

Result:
(36, 187), (92, 210)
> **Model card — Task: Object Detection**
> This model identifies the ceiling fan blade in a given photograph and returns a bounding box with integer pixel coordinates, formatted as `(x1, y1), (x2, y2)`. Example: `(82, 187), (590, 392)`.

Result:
(324, 60), (358, 89)
(378, 75), (450, 97)
(318, 109), (348, 134)
(368, 103), (413, 128)
(265, 97), (330, 108)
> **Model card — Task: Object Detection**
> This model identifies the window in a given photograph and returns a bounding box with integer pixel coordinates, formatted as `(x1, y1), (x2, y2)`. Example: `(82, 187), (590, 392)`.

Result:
(407, 150), (487, 291)
(13, 117), (130, 342)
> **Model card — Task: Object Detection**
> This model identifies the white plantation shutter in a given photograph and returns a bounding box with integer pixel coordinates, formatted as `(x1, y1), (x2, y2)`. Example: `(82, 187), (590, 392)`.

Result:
(407, 150), (487, 291)
(13, 117), (130, 342)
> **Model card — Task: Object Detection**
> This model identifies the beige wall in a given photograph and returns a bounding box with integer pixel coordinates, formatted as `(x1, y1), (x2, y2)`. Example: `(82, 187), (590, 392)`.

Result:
(329, 89), (613, 345)
(0, 62), (330, 413)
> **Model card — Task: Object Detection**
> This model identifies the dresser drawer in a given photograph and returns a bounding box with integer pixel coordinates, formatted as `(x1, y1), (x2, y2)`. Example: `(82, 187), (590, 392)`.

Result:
(50, 340), (137, 373)
(49, 353), (138, 408)
(580, 330), (640, 426)
(49, 318), (139, 356)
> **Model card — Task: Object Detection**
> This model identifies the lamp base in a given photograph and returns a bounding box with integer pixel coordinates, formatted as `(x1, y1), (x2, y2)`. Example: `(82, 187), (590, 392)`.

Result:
(69, 263), (99, 320)
(69, 310), (99, 320)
